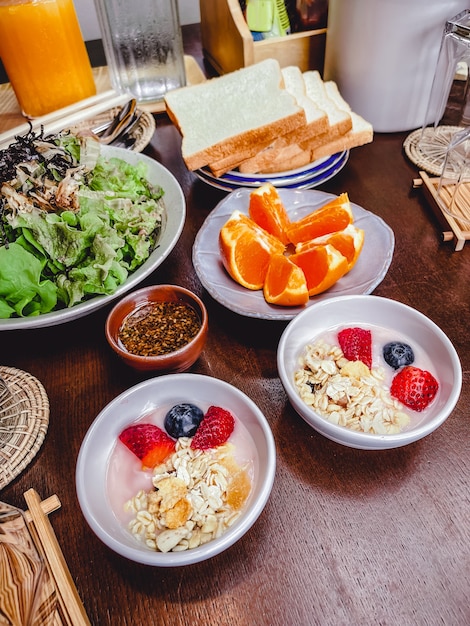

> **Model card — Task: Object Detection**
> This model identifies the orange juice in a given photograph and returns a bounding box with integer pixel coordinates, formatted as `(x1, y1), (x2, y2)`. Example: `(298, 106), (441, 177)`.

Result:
(0, 0), (96, 117)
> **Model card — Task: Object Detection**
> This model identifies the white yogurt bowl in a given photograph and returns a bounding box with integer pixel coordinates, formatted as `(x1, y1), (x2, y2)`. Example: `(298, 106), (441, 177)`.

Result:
(277, 295), (462, 450)
(76, 374), (276, 566)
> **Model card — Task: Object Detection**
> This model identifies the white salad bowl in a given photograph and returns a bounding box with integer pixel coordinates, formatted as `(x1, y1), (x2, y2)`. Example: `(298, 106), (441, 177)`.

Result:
(0, 145), (185, 330)
(277, 295), (462, 450)
(76, 373), (276, 566)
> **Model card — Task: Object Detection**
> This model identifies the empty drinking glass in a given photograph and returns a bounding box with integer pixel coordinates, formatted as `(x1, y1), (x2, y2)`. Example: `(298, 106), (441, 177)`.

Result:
(94, 0), (186, 104)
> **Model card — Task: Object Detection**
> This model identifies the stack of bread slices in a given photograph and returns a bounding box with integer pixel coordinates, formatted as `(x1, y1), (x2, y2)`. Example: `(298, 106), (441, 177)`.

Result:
(164, 58), (373, 177)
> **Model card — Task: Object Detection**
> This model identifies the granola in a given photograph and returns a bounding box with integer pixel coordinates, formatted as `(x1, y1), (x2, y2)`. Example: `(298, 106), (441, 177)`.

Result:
(125, 438), (251, 552)
(294, 339), (410, 434)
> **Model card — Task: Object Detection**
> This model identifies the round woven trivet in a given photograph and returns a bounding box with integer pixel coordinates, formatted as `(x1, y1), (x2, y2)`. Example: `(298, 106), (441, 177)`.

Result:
(403, 126), (464, 176)
(0, 366), (49, 490)
(70, 106), (156, 153)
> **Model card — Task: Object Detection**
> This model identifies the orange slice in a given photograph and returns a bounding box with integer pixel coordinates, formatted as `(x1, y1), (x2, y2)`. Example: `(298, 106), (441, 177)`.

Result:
(295, 224), (365, 272)
(263, 253), (309, 306)
(248, 183), (291, 245)
(286, 192), (353, 245)
(290, 243), (349, 296)
(219, 210), (285, 290)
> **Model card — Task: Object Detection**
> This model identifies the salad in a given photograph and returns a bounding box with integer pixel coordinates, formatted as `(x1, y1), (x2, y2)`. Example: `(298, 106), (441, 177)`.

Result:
(0, 128), (165, 319)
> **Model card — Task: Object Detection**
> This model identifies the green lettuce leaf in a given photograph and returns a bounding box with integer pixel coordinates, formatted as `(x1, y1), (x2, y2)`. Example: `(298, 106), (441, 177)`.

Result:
(0, 242), (57, 318)
(87, 156), (164, 202)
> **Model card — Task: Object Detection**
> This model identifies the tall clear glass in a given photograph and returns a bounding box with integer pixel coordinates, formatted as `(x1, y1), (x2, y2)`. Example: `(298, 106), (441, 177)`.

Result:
(0, 0), (96, 118)
(94, 0), (186, 104)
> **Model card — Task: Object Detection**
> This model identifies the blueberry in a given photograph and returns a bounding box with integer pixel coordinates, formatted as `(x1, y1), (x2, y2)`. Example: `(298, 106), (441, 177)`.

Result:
(164, 403), (204, 438)
(383, 342), (415, 370)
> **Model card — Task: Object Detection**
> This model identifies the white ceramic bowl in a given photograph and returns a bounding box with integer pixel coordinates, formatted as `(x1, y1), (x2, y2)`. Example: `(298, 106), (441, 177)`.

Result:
(76, 374), (276, 566)
(277, 295), (462, 450)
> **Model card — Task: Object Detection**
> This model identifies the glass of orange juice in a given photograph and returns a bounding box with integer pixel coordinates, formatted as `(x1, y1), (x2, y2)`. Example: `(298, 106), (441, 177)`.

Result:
(0, 0), (96, 118)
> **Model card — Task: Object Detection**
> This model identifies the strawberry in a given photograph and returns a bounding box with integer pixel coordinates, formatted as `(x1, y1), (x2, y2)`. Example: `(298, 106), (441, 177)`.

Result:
(390, 366), (439, 412)
(338, 327), (372, 368)
(119, 423), (176, 468)
(190, 405), (235, 450)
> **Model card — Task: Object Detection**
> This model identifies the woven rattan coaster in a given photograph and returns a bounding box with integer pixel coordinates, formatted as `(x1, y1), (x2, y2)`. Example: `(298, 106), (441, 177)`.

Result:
(403, 126), (464, 176)
(0, 366), (49, 490)
(70, 106), (156, 153)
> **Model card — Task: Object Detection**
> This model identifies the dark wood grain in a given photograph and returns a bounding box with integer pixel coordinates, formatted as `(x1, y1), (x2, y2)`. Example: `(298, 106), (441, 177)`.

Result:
(1, 24), (469, 626)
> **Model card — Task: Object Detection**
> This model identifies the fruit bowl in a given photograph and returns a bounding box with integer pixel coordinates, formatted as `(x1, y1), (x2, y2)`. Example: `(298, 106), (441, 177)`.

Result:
(75, 373), (276, 566)
(105, 284), (208, 373)
(277, 295), (462, 450)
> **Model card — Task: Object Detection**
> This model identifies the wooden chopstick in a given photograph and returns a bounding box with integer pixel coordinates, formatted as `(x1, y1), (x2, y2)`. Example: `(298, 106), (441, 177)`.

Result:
(0, 90), (130, 149)
(23, 489), (91, 626)
(24, 493), (61, 523)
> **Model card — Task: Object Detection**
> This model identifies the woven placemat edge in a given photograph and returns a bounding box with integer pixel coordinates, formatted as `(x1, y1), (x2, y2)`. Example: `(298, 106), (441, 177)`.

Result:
(0, 366), (50, 490)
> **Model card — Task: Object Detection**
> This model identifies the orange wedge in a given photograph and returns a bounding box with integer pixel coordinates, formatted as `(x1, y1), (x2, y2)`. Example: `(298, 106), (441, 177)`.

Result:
(295, 224), (365, 272)
(286, 192), (353, 245)
(248, 183), (291, 245)
(219, 210), (285, 290)
(290, 244), (349, 296)
(263, 253), (309, 306)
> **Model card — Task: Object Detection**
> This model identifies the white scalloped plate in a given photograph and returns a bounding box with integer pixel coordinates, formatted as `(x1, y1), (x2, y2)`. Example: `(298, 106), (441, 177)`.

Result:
(193, 188), (394, 321)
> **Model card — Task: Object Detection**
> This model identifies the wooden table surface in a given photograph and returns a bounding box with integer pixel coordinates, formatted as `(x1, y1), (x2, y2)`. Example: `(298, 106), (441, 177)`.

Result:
(1, 24), (469, 626)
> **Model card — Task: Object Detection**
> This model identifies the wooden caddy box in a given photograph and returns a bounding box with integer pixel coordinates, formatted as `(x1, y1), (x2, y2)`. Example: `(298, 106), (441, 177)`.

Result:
(200, 0), (327, 75)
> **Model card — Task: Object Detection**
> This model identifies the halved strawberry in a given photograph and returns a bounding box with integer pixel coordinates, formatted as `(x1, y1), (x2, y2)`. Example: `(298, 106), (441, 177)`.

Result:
(119, 423), (176, 468)
(190, 406), (235, 450)
(390, 366), (439, 412)
(338, 327), (372, 368)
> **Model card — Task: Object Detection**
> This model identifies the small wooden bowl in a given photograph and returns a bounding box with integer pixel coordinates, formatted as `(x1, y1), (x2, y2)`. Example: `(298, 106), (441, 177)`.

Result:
(105, 285), (208, 373)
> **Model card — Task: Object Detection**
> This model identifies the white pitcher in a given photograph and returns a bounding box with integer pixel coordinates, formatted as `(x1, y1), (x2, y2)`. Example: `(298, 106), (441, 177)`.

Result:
(324, 0), (469, 132)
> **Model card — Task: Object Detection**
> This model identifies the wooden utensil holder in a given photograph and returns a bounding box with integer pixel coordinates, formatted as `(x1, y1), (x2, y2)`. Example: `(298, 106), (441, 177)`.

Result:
(200, 0), (327, 75)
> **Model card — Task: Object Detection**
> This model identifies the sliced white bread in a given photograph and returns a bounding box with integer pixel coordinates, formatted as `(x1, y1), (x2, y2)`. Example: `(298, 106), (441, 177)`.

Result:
(280, 66), (329, 144)
(207, 66), (328, 177)
(310, 81), (373, 160)
(236, 138), (312, 175)
(237, 70), (354, 174)
(238, 142), (313, 175)
(164, 58), (307, 172)
(301, 71), (352, 141)
(206, 133), (289, 178)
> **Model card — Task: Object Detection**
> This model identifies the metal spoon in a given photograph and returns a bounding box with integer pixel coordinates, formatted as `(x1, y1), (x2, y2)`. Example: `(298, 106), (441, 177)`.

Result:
(99, 99), (137, 144)
(107, 111), (143, 148)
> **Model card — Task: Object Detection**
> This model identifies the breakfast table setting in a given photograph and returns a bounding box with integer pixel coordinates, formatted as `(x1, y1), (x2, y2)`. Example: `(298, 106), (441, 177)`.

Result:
(0, 14), (469, 626)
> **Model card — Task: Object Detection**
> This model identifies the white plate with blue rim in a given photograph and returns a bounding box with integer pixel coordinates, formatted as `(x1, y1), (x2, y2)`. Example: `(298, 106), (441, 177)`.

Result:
(194, 151), (349, 191)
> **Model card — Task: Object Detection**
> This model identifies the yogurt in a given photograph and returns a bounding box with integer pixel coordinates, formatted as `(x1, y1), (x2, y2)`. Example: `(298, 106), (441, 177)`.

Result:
(295, 324), (439, 434)
(325, 323), (437, 388)
(106, 403), (258, 526)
